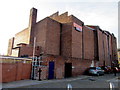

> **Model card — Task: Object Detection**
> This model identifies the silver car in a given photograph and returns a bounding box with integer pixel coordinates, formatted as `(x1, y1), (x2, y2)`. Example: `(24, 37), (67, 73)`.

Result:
(88, 67), (104, 76)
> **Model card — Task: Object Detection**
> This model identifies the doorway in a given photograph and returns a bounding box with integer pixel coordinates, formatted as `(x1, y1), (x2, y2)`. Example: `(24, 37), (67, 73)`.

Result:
(65, 63), (72, 78)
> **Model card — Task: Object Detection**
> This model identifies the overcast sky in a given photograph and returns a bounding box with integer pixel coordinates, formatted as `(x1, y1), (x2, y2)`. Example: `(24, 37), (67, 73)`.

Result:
(0, 0), (119, 55)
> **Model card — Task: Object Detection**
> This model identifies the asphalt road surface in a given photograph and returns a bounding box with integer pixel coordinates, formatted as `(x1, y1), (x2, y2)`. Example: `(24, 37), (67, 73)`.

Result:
(18, 73), (120, 89)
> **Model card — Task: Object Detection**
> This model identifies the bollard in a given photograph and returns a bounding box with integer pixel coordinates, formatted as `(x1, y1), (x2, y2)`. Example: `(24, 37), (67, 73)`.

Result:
(109, 82), (115, 90)
(67, 83), (72, 90)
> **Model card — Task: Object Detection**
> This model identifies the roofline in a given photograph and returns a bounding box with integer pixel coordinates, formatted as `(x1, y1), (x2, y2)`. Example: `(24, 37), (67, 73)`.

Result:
(1, 56), (32, 61)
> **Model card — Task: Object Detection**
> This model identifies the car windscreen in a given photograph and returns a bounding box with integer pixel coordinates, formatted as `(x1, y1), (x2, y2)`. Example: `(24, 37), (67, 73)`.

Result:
(96, 67), (101, 70)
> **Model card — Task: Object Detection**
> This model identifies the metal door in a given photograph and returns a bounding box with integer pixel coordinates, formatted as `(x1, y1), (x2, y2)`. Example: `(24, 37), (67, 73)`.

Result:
(48, 61), (54, 79)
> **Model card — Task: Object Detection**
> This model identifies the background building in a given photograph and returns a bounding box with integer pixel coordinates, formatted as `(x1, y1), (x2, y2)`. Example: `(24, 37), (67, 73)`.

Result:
(7, 8), (118, 79)
(117, 49), (120, 67)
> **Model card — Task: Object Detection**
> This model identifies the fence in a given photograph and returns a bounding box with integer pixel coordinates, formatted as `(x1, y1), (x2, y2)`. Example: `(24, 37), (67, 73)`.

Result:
(0, 56), (32, 83)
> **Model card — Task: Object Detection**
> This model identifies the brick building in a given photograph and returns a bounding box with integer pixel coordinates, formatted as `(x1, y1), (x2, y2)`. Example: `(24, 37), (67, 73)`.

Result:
(7, 8), (118, 79)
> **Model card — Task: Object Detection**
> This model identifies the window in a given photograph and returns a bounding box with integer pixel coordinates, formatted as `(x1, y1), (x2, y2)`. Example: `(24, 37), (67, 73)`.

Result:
(73, 22), (82, 32)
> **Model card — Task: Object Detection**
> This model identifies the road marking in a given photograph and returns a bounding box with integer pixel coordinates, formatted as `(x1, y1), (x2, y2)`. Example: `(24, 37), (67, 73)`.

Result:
(106, 77), (119, 82)
(109, 82), (115, 90)
(67, 83), (72, 90)
(66, 76), (91, 82)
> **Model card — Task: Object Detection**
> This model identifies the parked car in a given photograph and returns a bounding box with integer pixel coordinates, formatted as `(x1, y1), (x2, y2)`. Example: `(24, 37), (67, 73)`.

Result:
(118, 67), (120, 73)
(110, 67), (120, 73)
(117, 67), (120, 72)
(85, 67), (104, 76)
(114, 67), (119, 73)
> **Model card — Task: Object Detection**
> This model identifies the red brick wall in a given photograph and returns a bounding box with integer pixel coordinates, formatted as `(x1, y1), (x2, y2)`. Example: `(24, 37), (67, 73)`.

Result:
(19, 45), (40, 57)
(33, 18), (48, 54)
(71, 15), (84, 25)
(94, 30), (99, 61)
(61, 23), (72, 57)
(1, 63), (31, 83)
(0, 56), (92, 81)
(111, 34), (118, 66)
(109, 34), (112, 60)
(19, 46), (33, 57)
(1, 63), (17, 83)
(40, 67), (48, 80)
(28, 8), (37, 28)
(45, 18), (60, 55)
(28, 8), (37, 45)
(112, 36), (117, 60)
(72, 26), (82, 58)
(40, 56), (92, 79)
(16, 63), (23, 81)
(97, 29), (104, 66)
(33, 17), (60, 55)
(0, 62), (1, 83)
(49, 13), (84, 58)
(83, 26), (94, 60)
(55, 57), (65, 79)
(103, 33), (110, 66)
(71, 17), (83, 58)
(22, 63), (32, 79)
(72, 59), (92, 76)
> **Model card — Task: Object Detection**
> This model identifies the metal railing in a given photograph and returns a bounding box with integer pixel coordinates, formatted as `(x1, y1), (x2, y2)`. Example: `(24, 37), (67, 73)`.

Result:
(0, 56), (32, 63)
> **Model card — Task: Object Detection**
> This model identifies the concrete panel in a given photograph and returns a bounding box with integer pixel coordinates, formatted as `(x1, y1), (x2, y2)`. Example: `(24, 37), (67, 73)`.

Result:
(13, 28), (29, 48)
(7, 37), (14, 56)
(11, 48), (19, 57)
(49, 12), (72, 23)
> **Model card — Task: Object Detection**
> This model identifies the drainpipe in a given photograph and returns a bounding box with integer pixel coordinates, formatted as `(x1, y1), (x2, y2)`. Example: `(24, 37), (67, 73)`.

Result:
(31, 37), (36, 80)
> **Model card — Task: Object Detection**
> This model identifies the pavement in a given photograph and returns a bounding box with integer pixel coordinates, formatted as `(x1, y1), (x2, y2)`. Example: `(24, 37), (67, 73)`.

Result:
(1, 75), (92, 89)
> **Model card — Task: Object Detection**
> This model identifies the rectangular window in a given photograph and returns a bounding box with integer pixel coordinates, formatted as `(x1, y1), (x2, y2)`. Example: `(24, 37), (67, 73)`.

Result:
(73, 22), (82, 32)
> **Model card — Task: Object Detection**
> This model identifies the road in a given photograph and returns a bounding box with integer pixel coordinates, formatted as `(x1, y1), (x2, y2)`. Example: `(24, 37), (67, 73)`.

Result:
(18, 73), (120, 89)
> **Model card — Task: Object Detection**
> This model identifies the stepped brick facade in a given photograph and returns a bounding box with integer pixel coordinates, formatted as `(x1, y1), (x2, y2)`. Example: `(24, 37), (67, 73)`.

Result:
(7, 8), (118, 79)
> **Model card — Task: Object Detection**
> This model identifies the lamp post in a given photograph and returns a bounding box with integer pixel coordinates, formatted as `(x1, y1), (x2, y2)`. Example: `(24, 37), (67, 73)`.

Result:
(31, 37), (36, 80)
